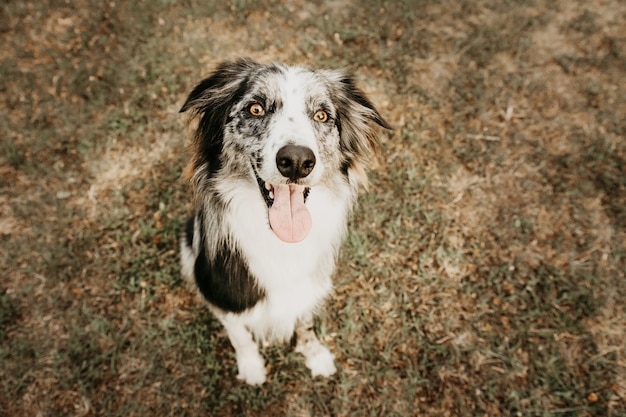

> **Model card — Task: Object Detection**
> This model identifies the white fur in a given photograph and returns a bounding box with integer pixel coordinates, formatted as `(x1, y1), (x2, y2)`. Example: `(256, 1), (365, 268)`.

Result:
(217, 178), (350, 342)
(298, 344), (337, 377)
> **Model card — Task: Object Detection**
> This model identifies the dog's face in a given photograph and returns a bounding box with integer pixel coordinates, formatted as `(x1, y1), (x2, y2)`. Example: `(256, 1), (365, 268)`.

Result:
(181, 59), (390, 242)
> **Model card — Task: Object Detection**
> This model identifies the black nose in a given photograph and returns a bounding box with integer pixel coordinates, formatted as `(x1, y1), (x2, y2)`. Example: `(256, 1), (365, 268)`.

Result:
(276, 145), (316, 180)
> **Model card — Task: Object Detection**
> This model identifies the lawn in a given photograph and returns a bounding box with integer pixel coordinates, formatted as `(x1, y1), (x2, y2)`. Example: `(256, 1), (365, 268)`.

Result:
(1, 0), (624, 415)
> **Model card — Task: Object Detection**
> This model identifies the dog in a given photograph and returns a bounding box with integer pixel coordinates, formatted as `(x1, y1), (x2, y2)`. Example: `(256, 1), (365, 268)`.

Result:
(179, 59), (390, 385)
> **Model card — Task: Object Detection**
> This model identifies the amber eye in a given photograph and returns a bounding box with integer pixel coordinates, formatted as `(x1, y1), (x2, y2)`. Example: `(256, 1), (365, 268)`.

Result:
(249, 103), (265, 117)
(313, 109), (328, 123)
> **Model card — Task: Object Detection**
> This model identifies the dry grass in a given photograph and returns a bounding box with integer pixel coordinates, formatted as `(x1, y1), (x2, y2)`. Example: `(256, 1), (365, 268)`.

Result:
(1, 0), (625, 416)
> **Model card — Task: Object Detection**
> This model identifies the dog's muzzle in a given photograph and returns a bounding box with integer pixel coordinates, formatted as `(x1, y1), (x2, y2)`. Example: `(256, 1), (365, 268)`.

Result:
(255, 145), (315, 243)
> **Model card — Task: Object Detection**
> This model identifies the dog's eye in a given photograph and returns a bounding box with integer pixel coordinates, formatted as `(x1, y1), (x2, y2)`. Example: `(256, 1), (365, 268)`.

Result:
(249, 103), (265, 117)
(313, 109), (328, 123)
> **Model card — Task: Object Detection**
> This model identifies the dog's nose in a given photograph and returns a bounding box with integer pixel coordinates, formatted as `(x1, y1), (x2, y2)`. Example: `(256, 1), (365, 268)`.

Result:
(276, 145), (316, 180)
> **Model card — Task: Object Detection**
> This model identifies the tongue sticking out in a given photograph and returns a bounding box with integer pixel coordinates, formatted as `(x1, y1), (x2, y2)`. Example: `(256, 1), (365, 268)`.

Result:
(268, 184), (312, 243)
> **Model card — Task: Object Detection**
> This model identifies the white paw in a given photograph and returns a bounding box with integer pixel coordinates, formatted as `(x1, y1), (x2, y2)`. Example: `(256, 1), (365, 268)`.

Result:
(236, 353), (267, 385)
(304, 346), (337, 378)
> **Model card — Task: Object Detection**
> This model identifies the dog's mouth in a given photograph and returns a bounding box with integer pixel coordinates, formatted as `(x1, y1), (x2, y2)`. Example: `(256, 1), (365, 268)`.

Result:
(256, 176), (312, 243)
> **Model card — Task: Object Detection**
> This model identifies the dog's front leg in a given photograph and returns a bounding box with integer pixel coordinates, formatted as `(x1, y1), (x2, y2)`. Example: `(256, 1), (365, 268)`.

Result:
(295, 314), (337, 378)
(221, 316), (266, 385)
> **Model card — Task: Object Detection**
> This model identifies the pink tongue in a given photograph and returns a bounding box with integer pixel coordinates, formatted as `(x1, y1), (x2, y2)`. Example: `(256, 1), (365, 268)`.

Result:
(268, 184), (312, 243)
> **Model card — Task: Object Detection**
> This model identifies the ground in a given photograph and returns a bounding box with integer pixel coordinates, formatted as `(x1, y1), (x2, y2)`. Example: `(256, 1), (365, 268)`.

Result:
(1, 0), (625, 416)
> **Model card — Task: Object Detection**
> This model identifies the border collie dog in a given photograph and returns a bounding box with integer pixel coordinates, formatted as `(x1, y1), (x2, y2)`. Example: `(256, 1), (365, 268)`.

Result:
(180, 59), (390, 385)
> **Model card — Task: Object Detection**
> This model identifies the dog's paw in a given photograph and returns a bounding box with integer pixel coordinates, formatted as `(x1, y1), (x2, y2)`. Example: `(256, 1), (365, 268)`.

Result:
(304, 346), (337, 378)
(236, 353), (267, 385)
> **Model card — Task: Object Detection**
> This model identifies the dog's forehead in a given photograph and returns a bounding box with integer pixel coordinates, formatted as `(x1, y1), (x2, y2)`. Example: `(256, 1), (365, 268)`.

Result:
(248, 66), (331, 103)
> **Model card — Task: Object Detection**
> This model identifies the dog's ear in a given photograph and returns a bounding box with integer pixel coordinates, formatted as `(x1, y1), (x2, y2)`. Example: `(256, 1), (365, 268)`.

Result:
(180, 58), (259, 114)
(180, 59), (260, 180)
(325, 72), (392, 188)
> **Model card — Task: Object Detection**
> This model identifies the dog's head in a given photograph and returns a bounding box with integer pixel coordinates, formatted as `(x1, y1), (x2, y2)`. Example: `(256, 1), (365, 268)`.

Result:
(181, 59), (390, 242)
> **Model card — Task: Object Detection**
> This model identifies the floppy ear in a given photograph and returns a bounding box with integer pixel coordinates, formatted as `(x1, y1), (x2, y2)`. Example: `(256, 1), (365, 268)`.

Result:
(326, 72), (392, 188)
(180, 59), (260, 179)
(180, 58), (260, 114)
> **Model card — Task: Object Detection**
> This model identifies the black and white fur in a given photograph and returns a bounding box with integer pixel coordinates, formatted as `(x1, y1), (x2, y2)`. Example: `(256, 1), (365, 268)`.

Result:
(180, 59), (390, 385)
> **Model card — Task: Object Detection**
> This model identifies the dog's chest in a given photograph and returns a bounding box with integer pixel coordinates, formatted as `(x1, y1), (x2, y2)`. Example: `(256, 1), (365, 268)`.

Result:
(236, 218), (338, 311)
(222, 183), (348, 339)
(243, 272), (332, 342)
